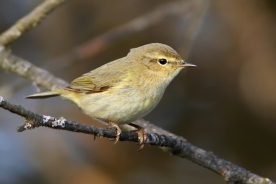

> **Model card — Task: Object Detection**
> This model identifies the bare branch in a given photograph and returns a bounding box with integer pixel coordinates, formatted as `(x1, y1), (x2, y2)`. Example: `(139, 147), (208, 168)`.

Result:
(49, 0), (207, 65)
(0, 48), (68, 91)
(0, 0), (68, 46)
(0, 96), (273, 184)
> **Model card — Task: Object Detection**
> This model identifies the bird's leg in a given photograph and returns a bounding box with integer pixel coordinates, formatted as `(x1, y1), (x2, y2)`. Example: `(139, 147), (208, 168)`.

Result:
(128, 123), (147, 151)
(107, 121), (121, 144)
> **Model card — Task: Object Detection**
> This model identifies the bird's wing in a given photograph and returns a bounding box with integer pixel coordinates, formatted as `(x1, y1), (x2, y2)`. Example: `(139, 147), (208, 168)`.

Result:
(65, 61), (127, 94)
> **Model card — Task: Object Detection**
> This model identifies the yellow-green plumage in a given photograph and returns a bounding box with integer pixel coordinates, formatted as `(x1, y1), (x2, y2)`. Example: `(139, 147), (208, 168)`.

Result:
(26, 43), (195, 125)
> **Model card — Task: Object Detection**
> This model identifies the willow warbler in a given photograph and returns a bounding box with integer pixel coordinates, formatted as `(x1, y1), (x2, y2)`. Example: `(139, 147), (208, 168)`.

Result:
(26, 43), (196, 149)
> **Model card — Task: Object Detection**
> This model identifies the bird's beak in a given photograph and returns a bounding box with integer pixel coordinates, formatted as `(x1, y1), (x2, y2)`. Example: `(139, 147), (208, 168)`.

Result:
(179, 60), (197, 67)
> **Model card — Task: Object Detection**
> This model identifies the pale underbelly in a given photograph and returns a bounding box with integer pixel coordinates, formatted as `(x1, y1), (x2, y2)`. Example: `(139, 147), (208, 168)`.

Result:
(78, 91), (161, 125)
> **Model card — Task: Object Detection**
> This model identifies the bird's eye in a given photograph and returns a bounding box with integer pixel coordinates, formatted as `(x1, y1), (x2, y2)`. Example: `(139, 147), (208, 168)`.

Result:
(158, 58), (167, 65)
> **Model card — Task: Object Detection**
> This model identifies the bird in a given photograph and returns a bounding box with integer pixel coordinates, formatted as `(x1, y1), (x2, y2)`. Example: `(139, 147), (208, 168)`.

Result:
(26, 43), (196, 149)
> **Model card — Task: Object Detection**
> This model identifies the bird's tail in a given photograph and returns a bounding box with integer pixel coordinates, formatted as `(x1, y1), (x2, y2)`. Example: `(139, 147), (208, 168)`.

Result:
(25, 90), (61, 99)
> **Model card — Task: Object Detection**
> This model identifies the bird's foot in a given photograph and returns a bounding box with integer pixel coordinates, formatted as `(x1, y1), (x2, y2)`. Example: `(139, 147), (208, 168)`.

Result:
(128, 123), (147, 151)
(108, 121), (121, 144)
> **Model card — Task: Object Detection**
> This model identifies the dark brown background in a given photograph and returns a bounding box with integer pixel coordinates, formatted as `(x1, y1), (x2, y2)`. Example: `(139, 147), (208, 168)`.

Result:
(0, 0), (275, 183)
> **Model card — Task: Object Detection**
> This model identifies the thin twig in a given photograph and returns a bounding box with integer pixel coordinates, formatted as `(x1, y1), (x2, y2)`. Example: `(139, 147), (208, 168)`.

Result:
(0, 0), (68, 46)
(0, 96), (273, 184)
(48, 0), (203, 65)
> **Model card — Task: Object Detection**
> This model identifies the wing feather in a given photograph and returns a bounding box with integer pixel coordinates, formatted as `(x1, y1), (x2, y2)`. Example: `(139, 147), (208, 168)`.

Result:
(65, 59), (127, 93)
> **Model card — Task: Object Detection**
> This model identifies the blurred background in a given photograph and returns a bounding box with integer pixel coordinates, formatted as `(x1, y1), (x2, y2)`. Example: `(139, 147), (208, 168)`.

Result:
(0, 0), (276, 183)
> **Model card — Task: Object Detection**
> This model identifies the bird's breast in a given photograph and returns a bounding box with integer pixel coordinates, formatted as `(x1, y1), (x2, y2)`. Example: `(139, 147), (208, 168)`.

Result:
(77, 74), (167, 125)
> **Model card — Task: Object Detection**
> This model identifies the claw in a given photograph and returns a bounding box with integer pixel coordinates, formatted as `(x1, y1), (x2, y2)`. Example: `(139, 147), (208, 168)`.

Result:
(108, 121), (121, 144)
(128, 123), (147, 151)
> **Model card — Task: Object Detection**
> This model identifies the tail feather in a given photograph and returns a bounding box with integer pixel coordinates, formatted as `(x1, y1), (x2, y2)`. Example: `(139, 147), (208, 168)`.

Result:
(25, 91), (60, 99)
